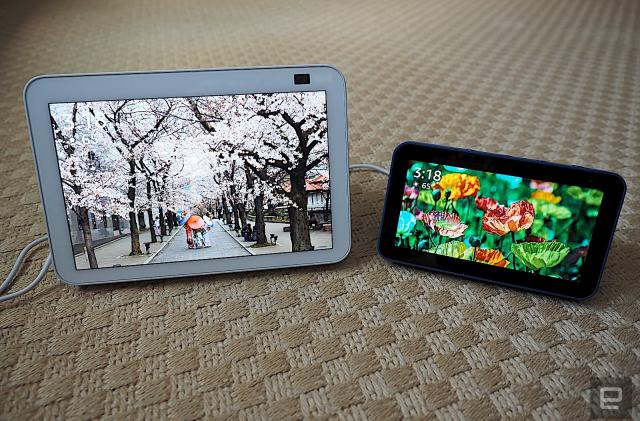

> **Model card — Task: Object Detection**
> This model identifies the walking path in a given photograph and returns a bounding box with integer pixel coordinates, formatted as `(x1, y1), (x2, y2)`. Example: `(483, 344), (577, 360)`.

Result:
(75, 228), (179, 269)
(220, 219), (333, 255)
(75, 217), (333, 269)
(149, 220), (250, 263)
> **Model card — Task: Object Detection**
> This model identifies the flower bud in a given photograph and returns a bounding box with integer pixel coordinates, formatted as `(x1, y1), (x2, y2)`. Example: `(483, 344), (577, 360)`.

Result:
(469, 235), (482, 247)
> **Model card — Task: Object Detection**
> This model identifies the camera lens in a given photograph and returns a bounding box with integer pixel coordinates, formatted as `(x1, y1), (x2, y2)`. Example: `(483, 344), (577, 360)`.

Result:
(294, 74), (310, 85)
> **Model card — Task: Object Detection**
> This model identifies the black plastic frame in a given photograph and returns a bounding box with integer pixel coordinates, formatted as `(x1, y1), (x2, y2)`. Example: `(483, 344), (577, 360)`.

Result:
(378, 141), (626, 300)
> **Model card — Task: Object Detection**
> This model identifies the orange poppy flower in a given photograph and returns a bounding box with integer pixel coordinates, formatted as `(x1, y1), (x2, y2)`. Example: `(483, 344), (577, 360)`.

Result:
(482, 200), (535, 236)
(475, 248), (510, 267)
(433, 173), (480, 200)
(531, 190), (561, 204)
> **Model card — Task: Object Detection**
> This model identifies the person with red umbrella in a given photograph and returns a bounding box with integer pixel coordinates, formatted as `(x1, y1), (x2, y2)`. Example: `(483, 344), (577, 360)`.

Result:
(184, 214), (205, 249)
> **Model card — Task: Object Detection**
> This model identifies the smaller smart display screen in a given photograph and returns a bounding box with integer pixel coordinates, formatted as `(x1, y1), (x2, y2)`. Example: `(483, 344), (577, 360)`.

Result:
(395, 161), (604, 281)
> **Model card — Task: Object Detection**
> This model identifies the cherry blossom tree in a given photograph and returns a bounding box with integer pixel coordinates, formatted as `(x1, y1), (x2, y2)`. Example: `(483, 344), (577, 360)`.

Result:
(241, 92), (328, 251)
(188, 92), (327, 250)
(88, 99), (176, 255)
(135, 111), (195, 241)
(50, 102), (129, 268)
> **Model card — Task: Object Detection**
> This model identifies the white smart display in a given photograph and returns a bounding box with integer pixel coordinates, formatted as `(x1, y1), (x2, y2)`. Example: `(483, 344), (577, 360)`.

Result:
(24, 65), (350, 285)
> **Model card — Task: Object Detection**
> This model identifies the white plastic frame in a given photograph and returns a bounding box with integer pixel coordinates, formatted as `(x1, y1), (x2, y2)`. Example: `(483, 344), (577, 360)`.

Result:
(24, 65), (350, 285)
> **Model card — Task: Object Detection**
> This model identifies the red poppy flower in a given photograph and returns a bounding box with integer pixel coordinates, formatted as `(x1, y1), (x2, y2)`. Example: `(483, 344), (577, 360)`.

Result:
(423, 211), (468, 238)
(475, 196), (499, 211)
(482, 200), (535, 236)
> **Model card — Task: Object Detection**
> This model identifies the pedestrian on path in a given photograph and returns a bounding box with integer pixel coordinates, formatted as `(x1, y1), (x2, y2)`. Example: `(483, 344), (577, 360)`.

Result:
(154, 217), (163, 243)
(203, 213), (214, 247)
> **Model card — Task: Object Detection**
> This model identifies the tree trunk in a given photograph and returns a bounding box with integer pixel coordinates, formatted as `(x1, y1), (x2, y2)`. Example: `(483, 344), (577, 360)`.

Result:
(253, 193), (268, 245)
(127, 161), (142, 255)
(166, 210), (174, 231)
(159, 207), (167, 235)
(146, 180), (156, 243)
(147, 208), (156, 243)
(232, 203), (240, 231)
(129, 211), (142, 255)
(238, 201), (247, 230)
(78, 206), (98, 268)
(221, 194), (232, 226)
(288, 167), (312, 251)
(244, 166), (268, 244)
(229, 187), (241, 231)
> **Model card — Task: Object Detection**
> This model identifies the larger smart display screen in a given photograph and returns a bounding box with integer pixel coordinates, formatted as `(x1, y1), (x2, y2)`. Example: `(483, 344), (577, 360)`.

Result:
(395, 161), (604, 281)
(49, 91), (332, 269)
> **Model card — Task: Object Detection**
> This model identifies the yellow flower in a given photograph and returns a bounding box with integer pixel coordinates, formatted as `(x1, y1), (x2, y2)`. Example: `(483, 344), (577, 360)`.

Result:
(434, 173), (480, 200)
(531, 190), (561, 204)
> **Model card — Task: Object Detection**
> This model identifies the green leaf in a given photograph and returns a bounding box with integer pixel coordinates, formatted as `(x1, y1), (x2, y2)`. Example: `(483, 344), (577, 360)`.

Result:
(511, 242), (571, 270)
(565, 186), (603, 206)
(531, 219), (553, 240)
(566, 186), (584, 200)
(428, 241), (467, 258)
(584, 189), (603, 206)
(549, 205), (572, 219)
(530, 199), (572, 220)
(414, 219), (428, 235)
(418, 190), (435, 207)
(586, 207), (599, 218)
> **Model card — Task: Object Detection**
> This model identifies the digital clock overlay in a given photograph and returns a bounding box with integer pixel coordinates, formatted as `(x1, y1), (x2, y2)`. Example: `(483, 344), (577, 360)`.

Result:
(396, 161), (604, 281)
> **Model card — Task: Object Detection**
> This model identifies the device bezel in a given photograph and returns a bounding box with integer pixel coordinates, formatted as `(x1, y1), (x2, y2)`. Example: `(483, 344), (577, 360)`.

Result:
(24, 65), (350, 285)
(378, 141), (626, 300)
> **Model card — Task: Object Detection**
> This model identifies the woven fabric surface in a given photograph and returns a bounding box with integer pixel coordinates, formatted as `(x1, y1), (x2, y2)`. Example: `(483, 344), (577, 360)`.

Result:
(1, 0), (639, 419)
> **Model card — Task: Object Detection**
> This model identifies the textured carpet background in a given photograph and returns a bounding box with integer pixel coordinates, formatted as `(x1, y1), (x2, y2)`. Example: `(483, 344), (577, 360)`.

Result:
(1, 0), (639, 419)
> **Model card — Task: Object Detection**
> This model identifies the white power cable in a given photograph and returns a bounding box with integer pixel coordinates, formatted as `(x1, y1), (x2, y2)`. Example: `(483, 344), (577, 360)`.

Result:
(0, 164), (389, 303)
(349, 163), (390, 177)
(0, 236), (52, 303)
